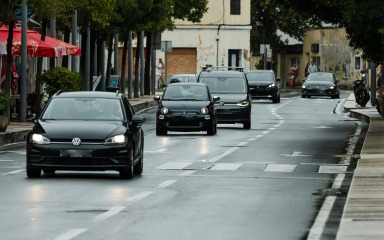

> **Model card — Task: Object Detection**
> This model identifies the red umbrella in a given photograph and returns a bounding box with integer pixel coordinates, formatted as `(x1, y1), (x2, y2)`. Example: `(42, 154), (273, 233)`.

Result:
(0, 26), (81, 57)
(0, 26), (55, 57)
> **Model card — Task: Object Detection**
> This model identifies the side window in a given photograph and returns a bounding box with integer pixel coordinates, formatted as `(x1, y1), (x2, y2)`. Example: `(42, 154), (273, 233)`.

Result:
(123, 97), (134, 121)
(230, 0), (241, 15)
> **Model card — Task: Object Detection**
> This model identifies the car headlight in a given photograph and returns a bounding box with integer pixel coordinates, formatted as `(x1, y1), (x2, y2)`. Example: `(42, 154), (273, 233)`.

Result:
(104, 134), (126, 145)
(161, 107), (168, 114)
(237, 101), (249, 107)
(31, 134), (51, 144)
(302, 85), (307, 89)
(329, 86), (335, 89)
(268, 83), (275, 88)
(200, 107), (208, 114)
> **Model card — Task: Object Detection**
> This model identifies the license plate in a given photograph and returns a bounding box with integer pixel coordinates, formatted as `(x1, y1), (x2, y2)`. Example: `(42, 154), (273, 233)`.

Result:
(60, 150), (92, 158)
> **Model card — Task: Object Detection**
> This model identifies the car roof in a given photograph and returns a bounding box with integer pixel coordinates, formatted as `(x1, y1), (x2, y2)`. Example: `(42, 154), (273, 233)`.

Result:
(166, 82), (206, 87)
(199, 71), (245, 78)
(171, 74), (196, 77)
(52, 91), (123, 99)
(246, 70), (274, 73)
(309, 72), (333, 75)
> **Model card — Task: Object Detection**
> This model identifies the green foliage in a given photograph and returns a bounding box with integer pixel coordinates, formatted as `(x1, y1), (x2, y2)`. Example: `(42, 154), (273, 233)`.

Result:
(0, 91), (15, 115)
(38, 67), (83, 98)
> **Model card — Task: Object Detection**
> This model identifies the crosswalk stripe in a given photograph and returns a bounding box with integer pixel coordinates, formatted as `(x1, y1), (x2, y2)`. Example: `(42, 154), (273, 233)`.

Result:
(155, 162), (192, 170)
(210, 163), (242, 171)
(265, 164), (296, 172)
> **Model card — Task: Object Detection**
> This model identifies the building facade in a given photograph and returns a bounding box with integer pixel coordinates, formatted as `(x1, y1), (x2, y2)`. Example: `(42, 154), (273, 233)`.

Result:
(158, 0), (251, 77)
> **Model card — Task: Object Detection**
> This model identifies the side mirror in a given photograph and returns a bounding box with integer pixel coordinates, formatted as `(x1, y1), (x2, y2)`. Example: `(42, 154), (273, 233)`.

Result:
(213, 96), (220, 102)
(153, 95), (161, 102)
(130, 115), (145, 129)
(26, 114), (36, 122)
(302, 78), (306, 82)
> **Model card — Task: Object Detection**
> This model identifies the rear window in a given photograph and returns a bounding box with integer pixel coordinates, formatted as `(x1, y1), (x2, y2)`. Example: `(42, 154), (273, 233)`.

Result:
(246, 72), (274, 82)
(199, 77), (246, 94)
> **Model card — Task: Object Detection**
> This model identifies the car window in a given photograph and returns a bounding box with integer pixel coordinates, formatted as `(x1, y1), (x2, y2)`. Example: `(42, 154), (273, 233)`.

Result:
(246, 72), (274, 81)
(162, 85), (209, 101)
(307, 74), (333, 82)
(41, 98), (124, 121)
(171, 76), (189, 83)
(199, 77), (246, 94)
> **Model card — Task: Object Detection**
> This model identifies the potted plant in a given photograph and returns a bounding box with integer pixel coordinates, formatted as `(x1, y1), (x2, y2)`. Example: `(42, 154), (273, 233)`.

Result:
(0, 91), (15, 132)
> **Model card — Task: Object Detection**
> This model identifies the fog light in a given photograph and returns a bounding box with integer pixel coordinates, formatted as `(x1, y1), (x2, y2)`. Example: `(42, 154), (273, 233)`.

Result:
(199, 122), (203, 126)
(205, 115), (210, 120)
(159, 115), (164, 119)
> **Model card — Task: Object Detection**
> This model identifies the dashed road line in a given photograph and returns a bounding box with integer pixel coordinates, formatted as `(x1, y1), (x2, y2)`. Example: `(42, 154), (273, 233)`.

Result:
(127, 191), (153, 202)
(92, 206), (126, 222)
(156, 180), (178, 189)
(54, 228), (87, 240)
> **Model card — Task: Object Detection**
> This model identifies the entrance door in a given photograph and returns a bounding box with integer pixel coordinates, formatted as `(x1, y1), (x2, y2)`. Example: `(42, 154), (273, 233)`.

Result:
(228, 49), (241, 69)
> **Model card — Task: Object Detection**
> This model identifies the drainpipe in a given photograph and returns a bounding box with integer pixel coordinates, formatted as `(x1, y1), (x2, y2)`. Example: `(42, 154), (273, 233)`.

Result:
(216, 24), (223, 66)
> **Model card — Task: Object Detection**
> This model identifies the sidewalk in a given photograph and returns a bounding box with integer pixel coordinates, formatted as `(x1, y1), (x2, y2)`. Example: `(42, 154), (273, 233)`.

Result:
(337, 94), (384, 239)
(0, 94), (158, 146)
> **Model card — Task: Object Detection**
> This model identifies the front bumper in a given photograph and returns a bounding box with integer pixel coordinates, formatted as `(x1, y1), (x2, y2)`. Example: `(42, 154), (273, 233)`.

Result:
(157, 114), (213, 132)
(249, 86), (277, 99)
(302, 88), (336, 96)
(27, 143), (130, 171)
(215, 105), (251, 124)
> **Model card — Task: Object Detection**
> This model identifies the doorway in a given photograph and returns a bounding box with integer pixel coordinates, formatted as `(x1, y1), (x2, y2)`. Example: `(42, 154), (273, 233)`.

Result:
(228, 49), (241, 69)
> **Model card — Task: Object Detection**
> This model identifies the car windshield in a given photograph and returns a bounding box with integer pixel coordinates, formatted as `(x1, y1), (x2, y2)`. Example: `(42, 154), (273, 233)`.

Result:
(162, 85), (209, 101)
(246, 72), (273, 82)
(199, 77), (246, 94)
(41, 98), (124, 121)
(307, 74), (333, 82)
(171, 75), (196, 83)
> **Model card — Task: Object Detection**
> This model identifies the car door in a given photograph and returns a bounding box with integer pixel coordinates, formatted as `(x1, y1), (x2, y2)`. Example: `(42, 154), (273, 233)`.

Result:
(123, 97), (143, 161)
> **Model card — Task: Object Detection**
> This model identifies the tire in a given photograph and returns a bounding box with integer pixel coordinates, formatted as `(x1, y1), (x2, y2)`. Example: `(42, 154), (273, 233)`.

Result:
(156, 126), (167, 135)
(134, 142), (144, 175)
(207, 122), (215, 135)
(27, 166), (41, 178)
(120, 148), (134, 179)
(243, 119), (251, 129)
(302, 95), (306, 98)
(278, 94), (281, 103)
(272, 94), (278, 103)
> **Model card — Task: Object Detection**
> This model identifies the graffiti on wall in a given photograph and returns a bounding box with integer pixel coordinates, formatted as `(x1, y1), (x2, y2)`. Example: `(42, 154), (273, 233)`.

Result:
(197, 35), (216, 68)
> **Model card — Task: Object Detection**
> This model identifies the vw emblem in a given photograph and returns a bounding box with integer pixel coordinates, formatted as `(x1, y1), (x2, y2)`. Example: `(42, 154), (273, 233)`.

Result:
(182, 111), (187, 115)
(72, 137), (81, 146)
(219, 102), (225, 106)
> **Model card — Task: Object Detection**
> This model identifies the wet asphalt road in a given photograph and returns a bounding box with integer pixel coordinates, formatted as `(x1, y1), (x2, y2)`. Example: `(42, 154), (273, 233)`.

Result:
(0, 90), (361, 240)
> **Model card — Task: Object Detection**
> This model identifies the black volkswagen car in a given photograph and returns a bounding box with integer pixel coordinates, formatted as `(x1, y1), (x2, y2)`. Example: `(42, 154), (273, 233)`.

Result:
(198, 69), (252, 129)
(26, 91), (145, 179)
(246, 70), (281, 103)
(302, 72), (340, 98)
(154, 83), (219, 135)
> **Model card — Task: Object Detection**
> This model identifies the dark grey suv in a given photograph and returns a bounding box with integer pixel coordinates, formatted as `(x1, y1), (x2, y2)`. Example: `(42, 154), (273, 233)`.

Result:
(198, 68), (252, 129)
(246, 70), (281, 103)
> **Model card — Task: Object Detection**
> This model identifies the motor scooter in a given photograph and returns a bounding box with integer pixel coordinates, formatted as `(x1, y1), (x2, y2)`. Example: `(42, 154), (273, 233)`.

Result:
(353, 74), (370, 107)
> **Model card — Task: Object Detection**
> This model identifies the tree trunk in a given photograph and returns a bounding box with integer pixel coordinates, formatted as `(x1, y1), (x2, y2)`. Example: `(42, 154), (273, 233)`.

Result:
(134, 31), (141, 98)
(106, 34), (113, 89)
(62, 25), (71, 68)
(5, 18), (14, 95)
(144, 32), (151, 95)
(120, 33), (128, 95)
(79, 29), (87, 83)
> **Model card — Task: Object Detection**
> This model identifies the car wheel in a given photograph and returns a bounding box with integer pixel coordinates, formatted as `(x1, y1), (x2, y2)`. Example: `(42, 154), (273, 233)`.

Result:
(27, 166), (41, 178)
(134, 142), (144, 175)
(156, 125), (167, 135)
(272, 94), (278, 103)
(120, 147), (134, 179)
(243, 119), (251, 129)
(43, 169), (55, 174)
(207, 122), (215, 135)
(278, 94), (281, 103)
(307, 96), (311, 98)
(302, 95), (306, 98)
(214, 122), (217, 134)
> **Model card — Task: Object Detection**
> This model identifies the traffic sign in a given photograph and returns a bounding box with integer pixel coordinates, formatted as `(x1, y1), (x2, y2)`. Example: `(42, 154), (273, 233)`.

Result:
(161, 41), (172, 52)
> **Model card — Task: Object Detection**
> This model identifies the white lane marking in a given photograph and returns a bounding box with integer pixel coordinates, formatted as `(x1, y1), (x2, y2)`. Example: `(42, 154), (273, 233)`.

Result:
(210, 163), (242, 171)
(262, 131), (270, 134)
(315, 126), (333, 129)
(255, 135), (264, 138)
(156, 180), (178, 189)
(155, 162), (192, 170)
(265, 164), (297, 172)
(360, 153), (384, 159)
(145, 148), (168, 154)
(280, 151), (310, 157)
(54, 228), (87, 240)
(0, 160), (13, 162)
(332, 174), (345, 189)
(127, 191), (153, 202)
(269, 128), (276, 130)
(208, 142), (248, 162)
(247, 138), (256, 141)
(307, 196), (336, 240)
(318, 166), (347, 174)
(179, 170), (195, 177)
(92, 206), (126, 222)
(4, 169), (25, 175)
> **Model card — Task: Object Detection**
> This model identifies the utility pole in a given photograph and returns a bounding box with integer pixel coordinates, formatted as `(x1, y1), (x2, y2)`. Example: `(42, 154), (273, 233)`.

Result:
(20, 0), (27, 121)
(71, 10), (78, 72)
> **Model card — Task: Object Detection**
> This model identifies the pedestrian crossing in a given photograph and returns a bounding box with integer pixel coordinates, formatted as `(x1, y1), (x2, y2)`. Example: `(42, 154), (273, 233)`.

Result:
(154, 161), (348, 174)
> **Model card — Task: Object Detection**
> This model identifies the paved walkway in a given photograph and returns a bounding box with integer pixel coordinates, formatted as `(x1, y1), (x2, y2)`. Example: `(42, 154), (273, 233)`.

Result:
(1, 93), (383, 239)
(337, 94), (384, 239)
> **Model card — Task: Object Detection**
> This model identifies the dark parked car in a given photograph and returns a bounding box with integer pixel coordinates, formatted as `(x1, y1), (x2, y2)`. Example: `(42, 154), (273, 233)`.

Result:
(302, 72), (340, 98)
(154, 83), (219, 135)
(26, 91), (145, 179)
(246, 70), (281, 103)
(198, 68), (252, 129)
(169, 74), (197, 84)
